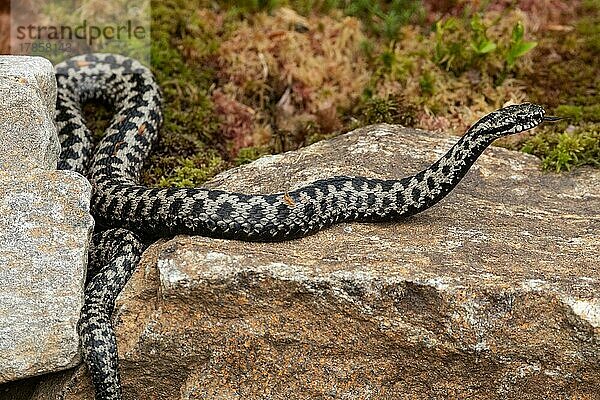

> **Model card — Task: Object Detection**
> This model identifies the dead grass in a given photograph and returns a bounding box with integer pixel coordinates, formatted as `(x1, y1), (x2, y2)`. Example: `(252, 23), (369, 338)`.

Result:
(215, 8), (370, 148)
(203, 5), (541, 141)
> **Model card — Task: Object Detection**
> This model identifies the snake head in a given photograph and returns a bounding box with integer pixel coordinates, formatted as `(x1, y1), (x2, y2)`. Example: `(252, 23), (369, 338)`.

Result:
(469, 103), (561, 138)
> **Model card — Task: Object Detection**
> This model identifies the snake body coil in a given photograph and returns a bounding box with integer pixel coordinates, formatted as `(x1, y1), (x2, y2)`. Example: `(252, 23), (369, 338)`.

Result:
(55, 53), (551, 399)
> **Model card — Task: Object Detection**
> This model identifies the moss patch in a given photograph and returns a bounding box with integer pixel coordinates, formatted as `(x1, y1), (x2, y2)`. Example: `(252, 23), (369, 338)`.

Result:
(141, 0), (226, 187)
(554, 105), (600, 123)
(522, 124), (600, 172)
(350, 95), (418, 127)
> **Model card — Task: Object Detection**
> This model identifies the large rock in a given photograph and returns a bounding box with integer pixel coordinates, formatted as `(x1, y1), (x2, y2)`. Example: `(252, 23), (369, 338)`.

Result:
(27, 125), (600, 399)
(0, 55), (93, 387)
(0, 170), (93, 384)
(0, 55), (60, 170)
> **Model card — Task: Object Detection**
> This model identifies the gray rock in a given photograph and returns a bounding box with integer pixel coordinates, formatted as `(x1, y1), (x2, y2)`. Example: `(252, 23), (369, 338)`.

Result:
(0, 55), (94, 386)
(0, 170), (93, 384)
(26, 125), (600, 399)
(0, 56), (60, 170)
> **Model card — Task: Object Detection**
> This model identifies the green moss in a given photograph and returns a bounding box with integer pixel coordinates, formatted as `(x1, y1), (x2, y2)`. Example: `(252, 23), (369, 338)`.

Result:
(358, 97), (398, 124)
(143, 0), (226, 186)
(344, 0), (425, 40)
(522, 124), (600, 172)
(578, 0), (600, 53)
(234, 146), (272, 166)
(141, 133), (227, 186)
(156, 155), (226, 188)
(519, 102), (600, 173)
(554, 105), (600, 123)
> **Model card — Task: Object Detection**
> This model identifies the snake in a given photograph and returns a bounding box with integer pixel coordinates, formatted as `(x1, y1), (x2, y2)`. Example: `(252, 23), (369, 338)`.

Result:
(54, 53), (558, 399)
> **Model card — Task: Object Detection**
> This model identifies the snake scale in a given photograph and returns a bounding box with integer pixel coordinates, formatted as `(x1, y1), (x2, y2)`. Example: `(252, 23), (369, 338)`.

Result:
(54, 53), (556, 399)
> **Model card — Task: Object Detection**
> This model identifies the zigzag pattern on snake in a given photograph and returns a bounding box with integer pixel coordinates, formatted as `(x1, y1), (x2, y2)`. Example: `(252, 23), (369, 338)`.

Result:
(54, 53), (555, 400)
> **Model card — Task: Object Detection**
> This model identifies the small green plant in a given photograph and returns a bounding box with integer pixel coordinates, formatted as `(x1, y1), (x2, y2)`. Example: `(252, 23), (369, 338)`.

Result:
(469, 14), (497, 56)
(358, 97), (398, 124)
(419, 71), (435, 96)
(433, 17), (462, 72)
(379, 47), (397, 71)
(345, 0), (424, 41)
(504, 21), (537, 70)
(433, 14), (537, 80)
(353, 95), (417, 126)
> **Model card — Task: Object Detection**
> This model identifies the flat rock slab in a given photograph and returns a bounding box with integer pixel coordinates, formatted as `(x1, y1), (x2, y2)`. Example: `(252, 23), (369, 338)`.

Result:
(0, 170), (94, 384)
(0, 56), (60, 171)
(27, 125), (600, 399)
